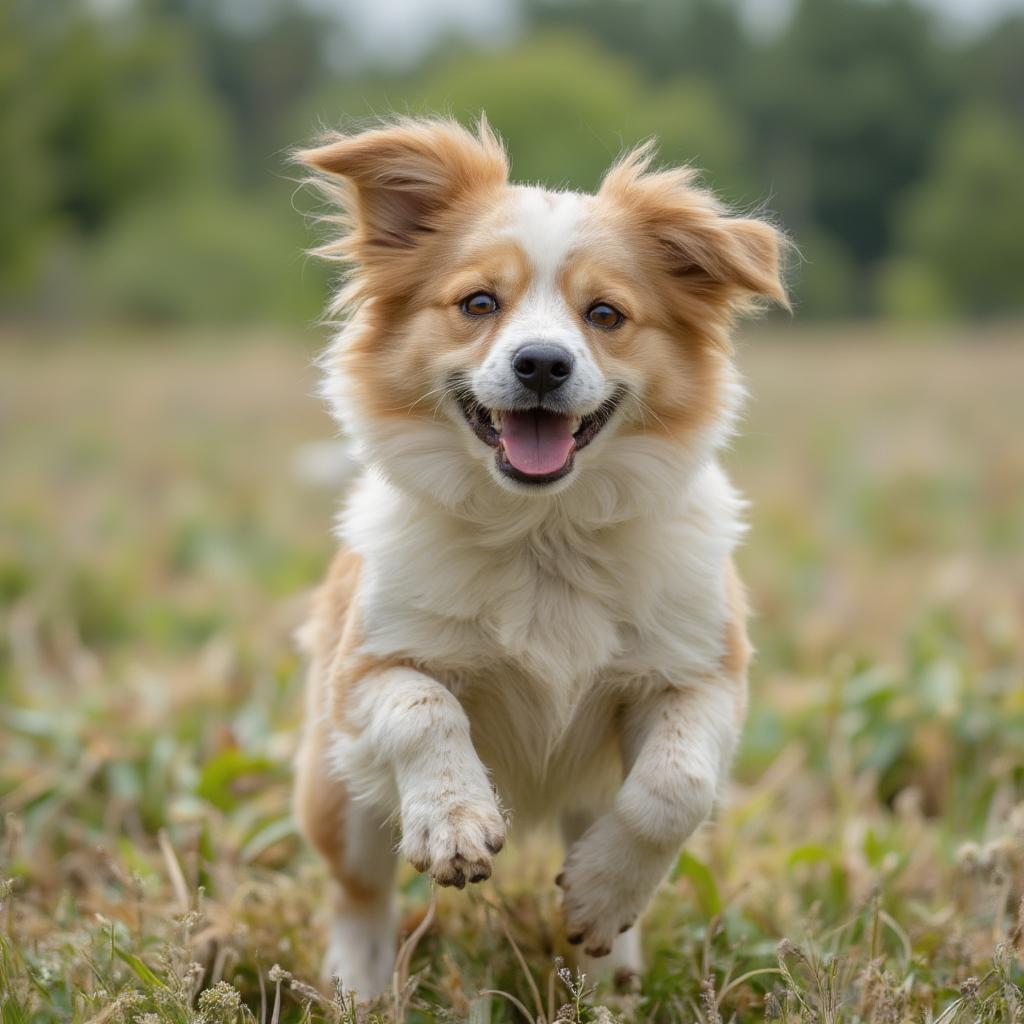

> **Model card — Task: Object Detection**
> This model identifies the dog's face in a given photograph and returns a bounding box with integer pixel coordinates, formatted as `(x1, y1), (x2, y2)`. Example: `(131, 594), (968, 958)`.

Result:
(300, 120), (787, 501)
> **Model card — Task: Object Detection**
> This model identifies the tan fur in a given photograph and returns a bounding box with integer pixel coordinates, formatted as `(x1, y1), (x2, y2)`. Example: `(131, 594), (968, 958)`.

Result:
(335, 238), (533, 423)
(294, 721), (378, 903)
(721, 558), (752, 725)
(300, 120), (786, 446)
(295, 548), (404, 906)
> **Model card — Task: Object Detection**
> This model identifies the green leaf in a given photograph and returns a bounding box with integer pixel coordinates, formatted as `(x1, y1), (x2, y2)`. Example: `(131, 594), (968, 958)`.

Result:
(114, 946), (166, 989)
(673, 850), (721, 917)
(786, 843), (837, 868)
(240, 815), (298, 863)
(196, 749), (277, 812)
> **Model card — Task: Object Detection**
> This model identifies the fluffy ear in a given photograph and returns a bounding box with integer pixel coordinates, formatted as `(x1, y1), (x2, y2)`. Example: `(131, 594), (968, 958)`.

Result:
(296, 117), (508, 259)
(600, 144), (790, 310)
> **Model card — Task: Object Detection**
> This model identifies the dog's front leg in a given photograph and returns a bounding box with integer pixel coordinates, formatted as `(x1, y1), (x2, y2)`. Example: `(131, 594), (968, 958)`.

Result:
(339, 666), (507, 888)
(557, 681), (739, 957)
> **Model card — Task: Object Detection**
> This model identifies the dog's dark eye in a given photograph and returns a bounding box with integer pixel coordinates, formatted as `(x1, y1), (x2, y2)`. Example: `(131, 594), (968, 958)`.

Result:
(586, 302), (624, 329)
(460, 292), (499, 316)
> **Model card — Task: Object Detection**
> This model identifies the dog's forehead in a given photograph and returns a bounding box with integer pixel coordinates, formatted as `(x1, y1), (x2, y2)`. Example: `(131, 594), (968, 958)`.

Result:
(497, 185), (593, 285)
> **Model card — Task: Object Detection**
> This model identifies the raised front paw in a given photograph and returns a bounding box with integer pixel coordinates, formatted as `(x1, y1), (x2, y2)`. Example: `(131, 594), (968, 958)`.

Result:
(556, 815), (671, 958)
(401, 794), (506, 889)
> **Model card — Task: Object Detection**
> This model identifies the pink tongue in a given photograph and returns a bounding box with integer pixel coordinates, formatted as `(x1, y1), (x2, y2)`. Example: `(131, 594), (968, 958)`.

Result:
(500, 409), (576, 476)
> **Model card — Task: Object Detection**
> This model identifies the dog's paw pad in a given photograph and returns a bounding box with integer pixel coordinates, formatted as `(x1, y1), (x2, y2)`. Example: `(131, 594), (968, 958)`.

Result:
(401, 801), (506, 888)
(557, 826), (660, 961)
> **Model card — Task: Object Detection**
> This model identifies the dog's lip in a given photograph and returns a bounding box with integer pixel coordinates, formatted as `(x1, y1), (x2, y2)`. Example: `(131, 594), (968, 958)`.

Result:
(456, 388), (624, 482)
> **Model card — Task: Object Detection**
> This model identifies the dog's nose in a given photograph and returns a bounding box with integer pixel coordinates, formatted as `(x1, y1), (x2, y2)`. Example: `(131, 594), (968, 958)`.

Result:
(512, 344), (574, 396)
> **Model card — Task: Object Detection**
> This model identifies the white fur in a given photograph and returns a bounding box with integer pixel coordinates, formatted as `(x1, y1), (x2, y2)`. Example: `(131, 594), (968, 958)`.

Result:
(323, 798), (398, 996)
(473, 188), (607, 414)
(310, 185), (750, 996)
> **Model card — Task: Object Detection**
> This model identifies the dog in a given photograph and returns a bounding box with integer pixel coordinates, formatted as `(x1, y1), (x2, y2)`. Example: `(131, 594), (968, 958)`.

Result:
(292, 117), (787, 998)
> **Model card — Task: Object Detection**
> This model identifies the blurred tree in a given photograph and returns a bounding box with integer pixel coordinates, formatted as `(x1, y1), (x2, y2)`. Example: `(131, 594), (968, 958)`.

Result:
(307, 31), (753, 199)
(89, 192), (317, 324)
(640, 79), (754, 203)
(875, 256), (953, 322)
(743, 0), (953, 281)
(789, 227), (859, 318)
(3, 0), (1023, 324)
(0, 0), (330, 322)
(0, 0), (55, 296)
(157, 0), (335, 180)
(0, 0), (232, 311)
(44, 3), (230, 235)
(886, 106), (1024, 317)
(961, 14), (1024, 123)
(527, 0), (750, 91)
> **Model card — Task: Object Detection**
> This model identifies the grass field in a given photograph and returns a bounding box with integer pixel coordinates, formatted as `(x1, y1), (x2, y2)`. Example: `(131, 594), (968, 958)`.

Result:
(2, 326), (1023, 1023)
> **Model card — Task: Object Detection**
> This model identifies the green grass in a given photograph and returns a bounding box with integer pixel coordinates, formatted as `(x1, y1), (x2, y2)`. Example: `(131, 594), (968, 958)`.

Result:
(2, 326), (1023, 1023)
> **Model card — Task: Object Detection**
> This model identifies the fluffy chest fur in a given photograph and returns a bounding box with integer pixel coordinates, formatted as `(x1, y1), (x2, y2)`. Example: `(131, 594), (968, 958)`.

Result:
(346, 460), (741, 681)
(338, 455), (745, 814)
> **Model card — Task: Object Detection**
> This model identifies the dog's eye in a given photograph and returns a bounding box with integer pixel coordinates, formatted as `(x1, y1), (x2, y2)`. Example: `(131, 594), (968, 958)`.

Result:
(460, 292), (499, 316)
(586, 302), (624, 329)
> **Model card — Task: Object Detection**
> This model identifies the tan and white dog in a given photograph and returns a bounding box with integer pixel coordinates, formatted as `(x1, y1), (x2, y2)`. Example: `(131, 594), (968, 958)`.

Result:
(293, 118), (787, 998)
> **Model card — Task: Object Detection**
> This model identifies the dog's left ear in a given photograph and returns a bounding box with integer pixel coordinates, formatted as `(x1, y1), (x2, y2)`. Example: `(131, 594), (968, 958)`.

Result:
(600, 144), (790, 311)
(296, 117), (508, 262)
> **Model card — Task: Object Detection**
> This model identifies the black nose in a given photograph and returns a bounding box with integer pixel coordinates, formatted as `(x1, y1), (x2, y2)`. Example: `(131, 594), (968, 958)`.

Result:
(512, 344), (574, 396)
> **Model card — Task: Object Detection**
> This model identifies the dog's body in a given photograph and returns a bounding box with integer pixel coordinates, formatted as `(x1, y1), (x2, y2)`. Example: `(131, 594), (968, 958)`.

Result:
(293, 119), (786, 998)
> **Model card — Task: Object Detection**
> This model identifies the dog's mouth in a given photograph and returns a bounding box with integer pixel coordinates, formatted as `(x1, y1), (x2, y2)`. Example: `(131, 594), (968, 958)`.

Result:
(457, 390), (624, 485)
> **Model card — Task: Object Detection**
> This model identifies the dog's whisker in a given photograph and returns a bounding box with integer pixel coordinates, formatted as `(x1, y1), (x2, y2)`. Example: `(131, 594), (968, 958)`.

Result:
(633, 395), (668, 433)
(407, 385), (454, 416)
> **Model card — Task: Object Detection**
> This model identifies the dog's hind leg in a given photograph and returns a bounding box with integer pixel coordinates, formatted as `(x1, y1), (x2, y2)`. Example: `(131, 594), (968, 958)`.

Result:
(295, 722), (398, 1001)
(559, 809), (644, 984)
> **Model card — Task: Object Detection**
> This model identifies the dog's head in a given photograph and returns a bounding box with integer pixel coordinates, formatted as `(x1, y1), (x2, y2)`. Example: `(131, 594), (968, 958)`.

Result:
(299, 118), (787, 510)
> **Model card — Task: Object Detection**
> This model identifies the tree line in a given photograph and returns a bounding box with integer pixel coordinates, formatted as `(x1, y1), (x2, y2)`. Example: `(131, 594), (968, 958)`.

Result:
(2, 0), (1023, 325)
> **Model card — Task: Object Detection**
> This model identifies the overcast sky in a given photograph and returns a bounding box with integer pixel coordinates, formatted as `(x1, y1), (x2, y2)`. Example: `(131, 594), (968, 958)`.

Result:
(302, 0), (1024, 70)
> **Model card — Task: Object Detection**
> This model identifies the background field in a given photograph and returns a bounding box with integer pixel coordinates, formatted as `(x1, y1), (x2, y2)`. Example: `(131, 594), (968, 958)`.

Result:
(2, 327), (1023, 1022)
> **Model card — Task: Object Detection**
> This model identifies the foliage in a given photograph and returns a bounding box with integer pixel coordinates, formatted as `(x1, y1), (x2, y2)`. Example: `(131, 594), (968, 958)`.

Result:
(88, 192), (322, 324)
(886, 107), (1024, 317)
(313, 31), (753, 200)
(0, 0), (55, 297)
(740, 0), (951, 269)
(2, 0), (1024, 322)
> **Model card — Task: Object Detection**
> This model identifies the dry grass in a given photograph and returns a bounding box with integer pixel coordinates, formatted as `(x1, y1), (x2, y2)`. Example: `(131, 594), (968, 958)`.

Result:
(1, 324), (1023, 1022)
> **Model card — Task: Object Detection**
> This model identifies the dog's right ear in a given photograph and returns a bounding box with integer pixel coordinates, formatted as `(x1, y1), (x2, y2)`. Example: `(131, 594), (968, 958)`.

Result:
(296, 118), (508, 262)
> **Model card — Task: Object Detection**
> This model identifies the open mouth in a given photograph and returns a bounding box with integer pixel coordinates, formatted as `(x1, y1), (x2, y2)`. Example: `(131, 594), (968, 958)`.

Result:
(457, 390), (624, 485)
